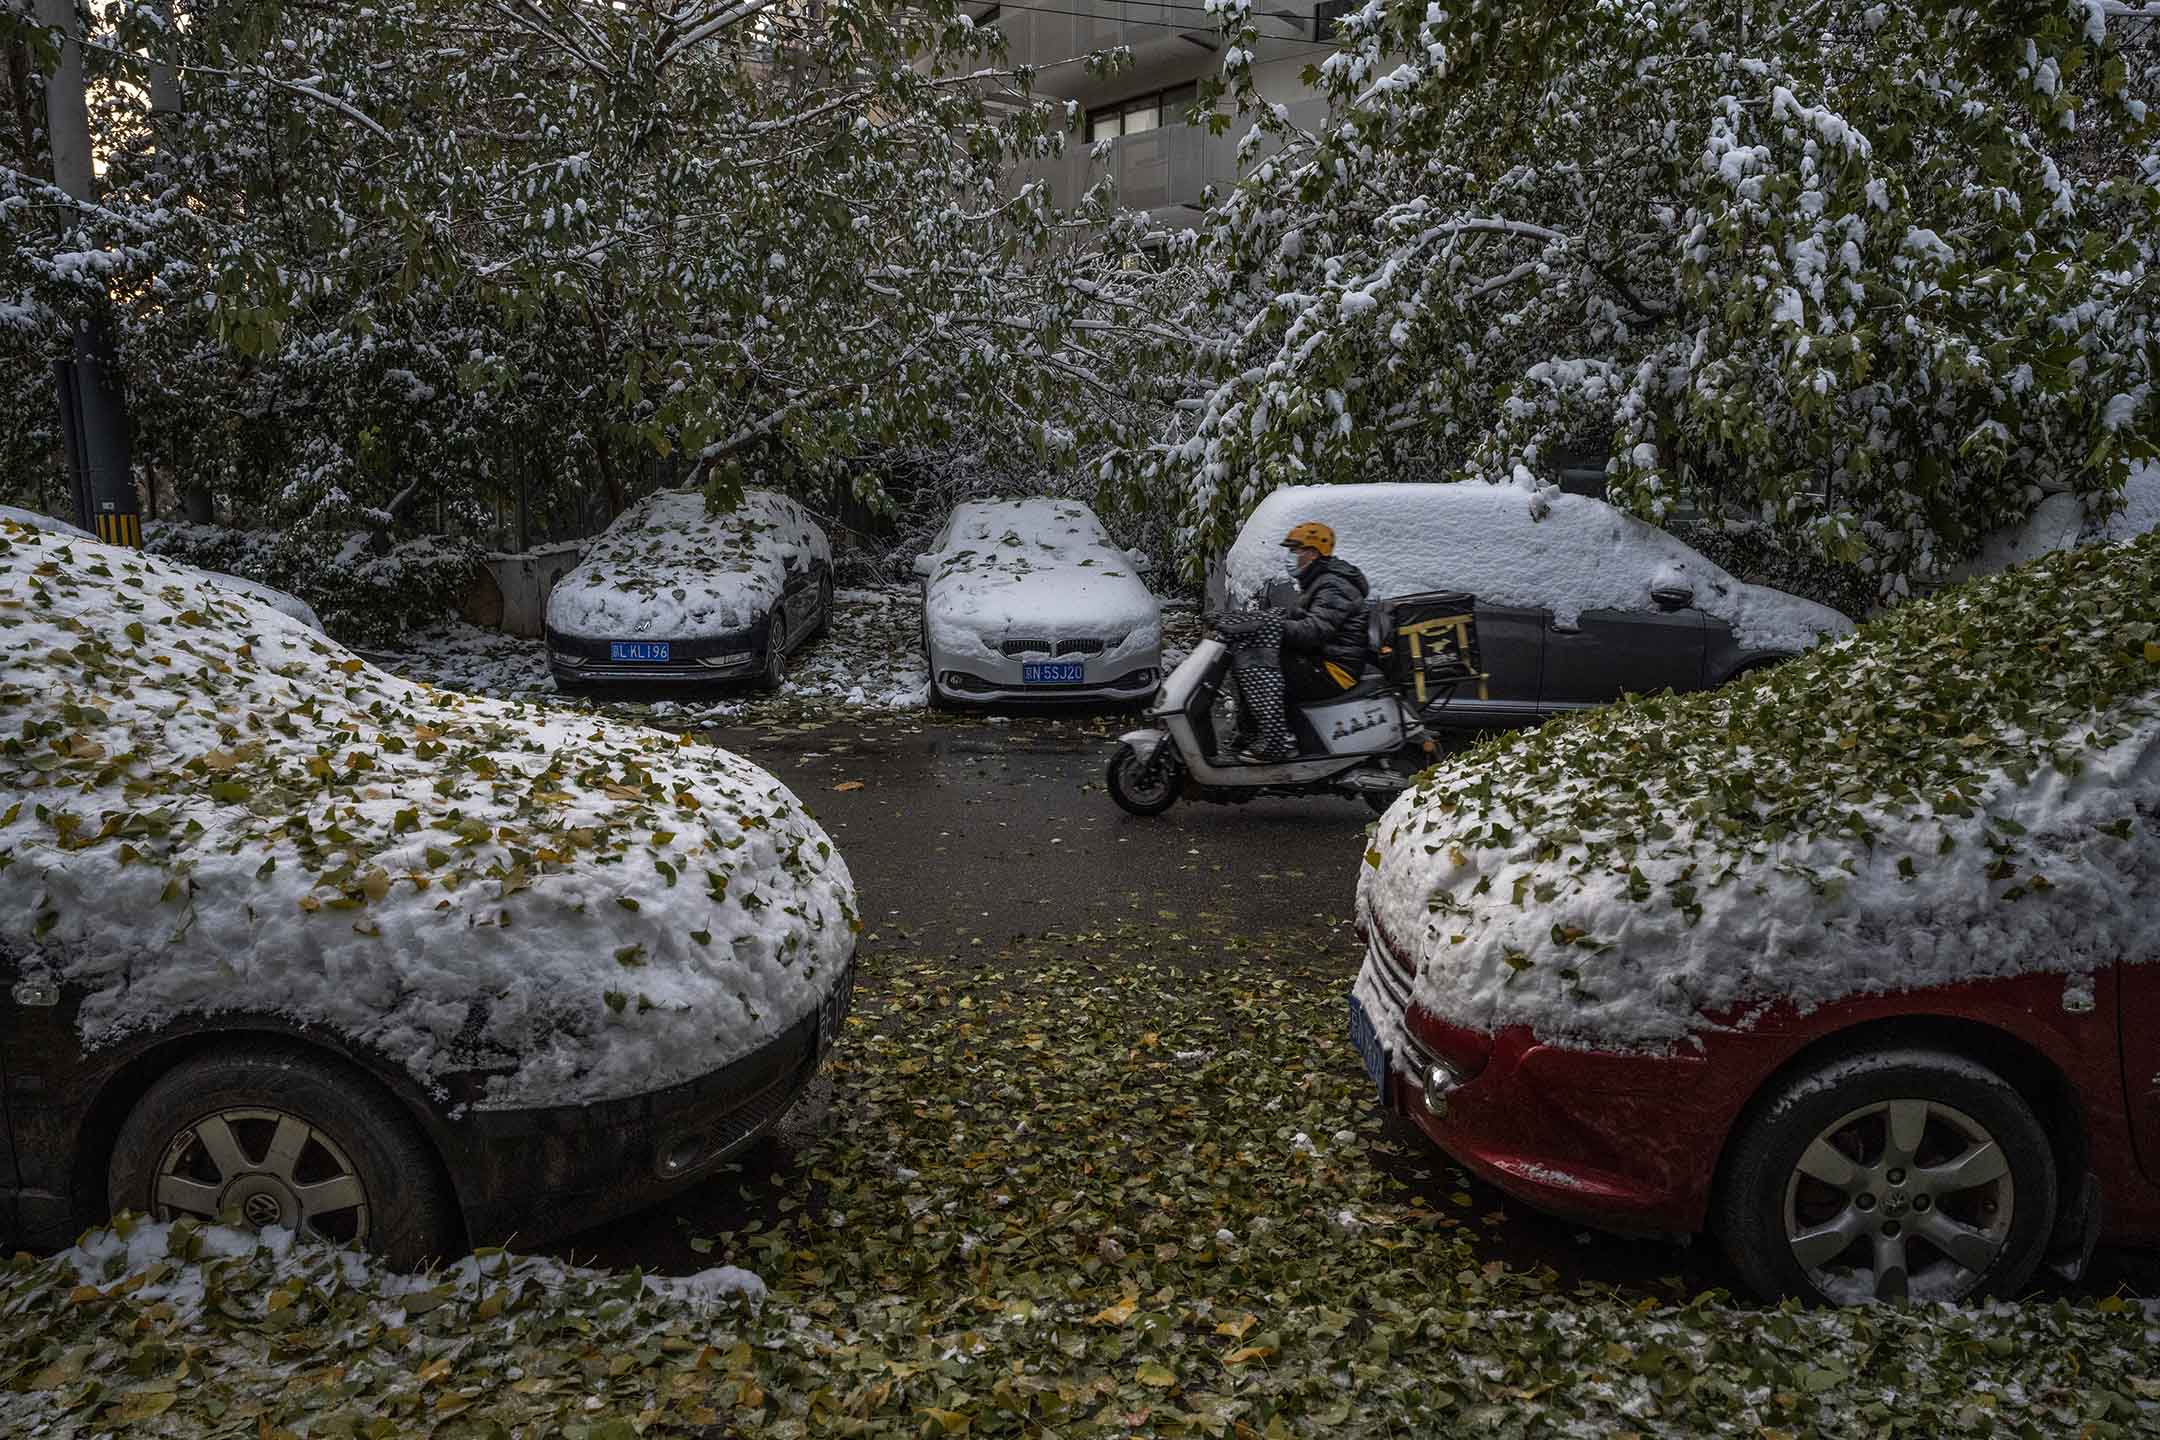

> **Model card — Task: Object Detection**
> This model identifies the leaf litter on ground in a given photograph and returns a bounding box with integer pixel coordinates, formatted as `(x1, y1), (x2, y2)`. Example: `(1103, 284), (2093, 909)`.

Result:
(4, 926), (2155, 1437)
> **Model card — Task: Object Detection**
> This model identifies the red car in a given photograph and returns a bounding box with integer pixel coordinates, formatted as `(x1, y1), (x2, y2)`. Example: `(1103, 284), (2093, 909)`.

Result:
(1350, 534), (2159, 1305)
(1353, 904), (2158, 1304)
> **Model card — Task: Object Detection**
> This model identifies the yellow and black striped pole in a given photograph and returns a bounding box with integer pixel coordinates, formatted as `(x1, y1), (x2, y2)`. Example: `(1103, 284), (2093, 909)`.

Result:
(91, 511), (143, 547)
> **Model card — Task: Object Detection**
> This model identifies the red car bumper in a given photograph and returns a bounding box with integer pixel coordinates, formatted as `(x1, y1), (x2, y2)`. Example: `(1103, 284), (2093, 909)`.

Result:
(1356, 911), (2160, 1247)
(1386, 1018), (1721, 1232)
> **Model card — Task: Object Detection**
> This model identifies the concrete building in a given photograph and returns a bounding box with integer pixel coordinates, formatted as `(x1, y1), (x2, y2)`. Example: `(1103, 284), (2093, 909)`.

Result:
(978, 0), (1347, 224)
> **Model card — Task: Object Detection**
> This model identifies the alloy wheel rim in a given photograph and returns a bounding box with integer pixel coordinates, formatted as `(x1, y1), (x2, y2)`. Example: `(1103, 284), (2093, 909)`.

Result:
(151, 1107), (371, 1245)
(767, 603), (787, 682)
(1782, 1097), (2013, 1303)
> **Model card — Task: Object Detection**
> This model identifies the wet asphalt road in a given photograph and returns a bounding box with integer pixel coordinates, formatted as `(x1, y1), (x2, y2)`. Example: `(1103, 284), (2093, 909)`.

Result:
(739, 715), (1370, 954)
(546, 713), (2160, 1300)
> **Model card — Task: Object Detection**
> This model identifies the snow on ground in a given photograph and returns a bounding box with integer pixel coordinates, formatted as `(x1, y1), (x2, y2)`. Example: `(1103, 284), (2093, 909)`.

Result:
(921, 498), (1162, 668)
(376, 588), (1201, 724)
(1360, 528), (2160, 1049)
(381, 584), (934, 724)
(0, 517), (855, 1108)
(51, 1218), (764, 1327)
(1223, 482), (1854, 653)
(545, 487), (829, 639)
(2096, 457), (2160, 543)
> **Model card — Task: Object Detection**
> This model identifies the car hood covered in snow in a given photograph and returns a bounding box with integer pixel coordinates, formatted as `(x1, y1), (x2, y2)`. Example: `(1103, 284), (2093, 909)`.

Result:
(546, 488), (828, 640)
(0, 516), (856, 1109)
(1357, 529), (2160, 1054)
(194, 569), (323, 631)
(1225, 482), (1852, 654)
(924, 499), (1160, 656)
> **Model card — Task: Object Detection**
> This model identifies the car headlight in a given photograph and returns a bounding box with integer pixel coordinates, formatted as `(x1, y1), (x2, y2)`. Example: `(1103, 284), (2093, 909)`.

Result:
(1422, 1060), (1465, 1119)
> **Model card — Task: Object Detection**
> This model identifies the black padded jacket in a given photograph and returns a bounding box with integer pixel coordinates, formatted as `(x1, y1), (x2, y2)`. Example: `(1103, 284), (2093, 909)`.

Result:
(1279, 555), (1370, 667)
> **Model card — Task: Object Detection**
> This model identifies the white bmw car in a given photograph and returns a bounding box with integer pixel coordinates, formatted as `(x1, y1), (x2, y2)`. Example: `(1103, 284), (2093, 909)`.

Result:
(914, 498), (1162, 706)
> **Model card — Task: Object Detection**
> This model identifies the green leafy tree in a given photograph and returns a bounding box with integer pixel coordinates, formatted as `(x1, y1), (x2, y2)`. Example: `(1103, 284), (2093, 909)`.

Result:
(1119, 0), (2160, 589)
(0, 0), (1138, 547)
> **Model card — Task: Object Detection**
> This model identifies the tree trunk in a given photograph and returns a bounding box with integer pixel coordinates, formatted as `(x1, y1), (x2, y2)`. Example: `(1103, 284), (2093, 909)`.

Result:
(5, 42), (38, 171)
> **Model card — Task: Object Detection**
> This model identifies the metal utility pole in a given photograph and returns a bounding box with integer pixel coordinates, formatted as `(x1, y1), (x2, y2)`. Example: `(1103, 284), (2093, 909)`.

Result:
(38, 0), (140, 546)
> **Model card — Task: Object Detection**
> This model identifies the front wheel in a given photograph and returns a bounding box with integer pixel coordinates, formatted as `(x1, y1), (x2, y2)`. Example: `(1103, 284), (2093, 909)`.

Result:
(1714, 1048), (2055, 1305)
(109, 1047), (459, 1270)
(757, 602), (788, 692)
(1108, 740), (1181, 816)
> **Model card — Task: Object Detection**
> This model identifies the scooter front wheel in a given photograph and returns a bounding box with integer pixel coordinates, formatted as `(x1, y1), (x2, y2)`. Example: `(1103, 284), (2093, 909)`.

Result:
(1108, 741), (1181, 816)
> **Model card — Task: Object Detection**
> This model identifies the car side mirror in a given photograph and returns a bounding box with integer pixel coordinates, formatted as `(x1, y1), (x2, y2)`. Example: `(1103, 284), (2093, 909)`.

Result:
(1125, 549), (1151, 571)
(1651, 584), (1694, 612)
(911, 554), (934, 578)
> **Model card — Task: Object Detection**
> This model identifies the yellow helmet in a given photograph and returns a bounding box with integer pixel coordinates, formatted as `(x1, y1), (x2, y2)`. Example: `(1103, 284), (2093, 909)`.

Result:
(1280, 521), (1335, 557)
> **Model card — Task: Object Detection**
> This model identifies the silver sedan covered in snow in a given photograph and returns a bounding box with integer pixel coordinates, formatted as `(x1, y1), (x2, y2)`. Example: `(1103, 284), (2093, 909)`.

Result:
(914, 498), (1162, 705)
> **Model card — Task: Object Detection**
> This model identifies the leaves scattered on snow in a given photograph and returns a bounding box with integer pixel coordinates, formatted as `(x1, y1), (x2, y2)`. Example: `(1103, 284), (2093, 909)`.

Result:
(1365, 532), (2160, 1046)
(0, 520), (856, 1107)
(546, 489), (831, 640)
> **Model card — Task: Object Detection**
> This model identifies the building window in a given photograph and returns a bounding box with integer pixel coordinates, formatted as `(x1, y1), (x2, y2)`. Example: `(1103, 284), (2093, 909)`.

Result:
(1314, 0), (1355, 37)
(1087, 83), (1204, 143)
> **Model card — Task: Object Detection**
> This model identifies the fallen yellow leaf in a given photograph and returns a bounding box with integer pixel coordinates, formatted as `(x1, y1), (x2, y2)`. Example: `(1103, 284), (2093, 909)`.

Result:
(1088, 1297), (1138, 1326)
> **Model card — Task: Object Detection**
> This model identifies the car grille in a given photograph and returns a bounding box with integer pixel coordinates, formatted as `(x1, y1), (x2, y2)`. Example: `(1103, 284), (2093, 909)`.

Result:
(705, 1052), (814, 1163)
(997, 635), (1113, 657)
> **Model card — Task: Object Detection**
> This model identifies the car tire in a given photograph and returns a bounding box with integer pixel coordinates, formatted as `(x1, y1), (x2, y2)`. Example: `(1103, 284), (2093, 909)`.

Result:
(1714, 1047), (2055, 1306)
(757, 603), (788, 692)
(108, 1046), (459, 1270)
(920, 616), (953, 711)
(1107, 741), (1180, 816)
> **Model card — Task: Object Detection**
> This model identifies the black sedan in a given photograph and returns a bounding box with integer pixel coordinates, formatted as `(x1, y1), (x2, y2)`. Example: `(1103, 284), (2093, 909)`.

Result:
(545, 488), (832, 693)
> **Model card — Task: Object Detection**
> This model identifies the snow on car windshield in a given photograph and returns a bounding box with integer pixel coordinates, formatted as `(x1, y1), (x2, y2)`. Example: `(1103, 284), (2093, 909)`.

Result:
(925, 499), (1160, 652)
(547, 488), (828, 639)
(0, 517), (856, 1109)
(1225, 482), (1851, 652)
(1357, 528), (2160, 1054)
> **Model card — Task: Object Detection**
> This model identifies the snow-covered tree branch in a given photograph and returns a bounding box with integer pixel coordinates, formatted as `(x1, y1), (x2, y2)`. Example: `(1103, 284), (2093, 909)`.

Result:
(1117, 0), (2160, 588)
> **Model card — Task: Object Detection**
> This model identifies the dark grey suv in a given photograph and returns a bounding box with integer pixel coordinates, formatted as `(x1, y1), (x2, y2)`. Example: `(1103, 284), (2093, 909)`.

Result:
(1210, 483), (1854, 728)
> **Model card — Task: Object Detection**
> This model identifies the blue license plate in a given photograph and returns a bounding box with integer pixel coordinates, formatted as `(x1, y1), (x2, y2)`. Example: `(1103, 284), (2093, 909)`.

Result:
(1349, 995), (1390, 1109)
(610, 641), (669, 662)
(1023, 661), (1084, 684)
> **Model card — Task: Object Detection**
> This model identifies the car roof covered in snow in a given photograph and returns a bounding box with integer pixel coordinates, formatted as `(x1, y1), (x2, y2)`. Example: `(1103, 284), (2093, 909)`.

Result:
(1224, 483), (1852, 654)
(0, 514), (856, 1109)
(193, 568), (324, 631)
(0, 503), (92, 539)
(546, 488), (829, 641)
(5, 508), (323, 630)
(1358, 528), (2160, 1053)
(923, 497), (1159, 643)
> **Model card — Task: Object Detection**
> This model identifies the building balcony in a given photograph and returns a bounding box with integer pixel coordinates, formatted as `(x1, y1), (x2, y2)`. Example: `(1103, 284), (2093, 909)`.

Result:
(974, 0), (1324, 99)
(1014, 99), (1329, 222)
